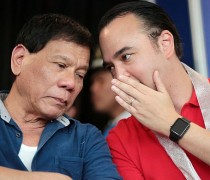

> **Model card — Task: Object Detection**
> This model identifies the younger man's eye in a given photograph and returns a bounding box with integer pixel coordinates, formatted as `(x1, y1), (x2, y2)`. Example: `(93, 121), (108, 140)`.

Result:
(105, 64), (114, 72)
(122, 54), (131, 61)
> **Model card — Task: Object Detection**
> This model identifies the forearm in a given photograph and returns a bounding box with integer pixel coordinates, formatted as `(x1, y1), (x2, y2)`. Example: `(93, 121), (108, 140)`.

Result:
(178, 122), (210, 166)
(159, 115), (210, 166)
(0, 167), (72, 180)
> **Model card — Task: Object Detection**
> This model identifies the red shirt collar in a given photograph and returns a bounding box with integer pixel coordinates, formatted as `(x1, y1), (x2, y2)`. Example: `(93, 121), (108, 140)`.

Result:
(187, 88), (199, 107)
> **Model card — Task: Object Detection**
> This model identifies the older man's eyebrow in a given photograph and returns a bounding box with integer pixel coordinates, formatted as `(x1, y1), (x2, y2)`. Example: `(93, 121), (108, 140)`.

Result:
(53, 55), (89, 70)
(113, 46), (132, 59)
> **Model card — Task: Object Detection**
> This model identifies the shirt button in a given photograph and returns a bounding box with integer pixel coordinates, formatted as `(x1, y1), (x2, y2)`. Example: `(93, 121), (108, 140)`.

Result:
(16, 132), (21, 138)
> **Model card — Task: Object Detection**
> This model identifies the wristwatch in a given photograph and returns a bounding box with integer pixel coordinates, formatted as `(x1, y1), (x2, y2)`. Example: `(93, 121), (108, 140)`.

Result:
(169, 117), (191, 143)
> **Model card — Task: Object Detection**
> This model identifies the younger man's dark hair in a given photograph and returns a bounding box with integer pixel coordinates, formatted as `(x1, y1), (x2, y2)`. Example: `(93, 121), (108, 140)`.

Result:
(98, 1), (182, 59)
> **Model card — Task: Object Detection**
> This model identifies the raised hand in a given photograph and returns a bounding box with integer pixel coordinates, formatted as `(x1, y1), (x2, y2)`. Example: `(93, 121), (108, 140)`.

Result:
(111, 70), (181, 136)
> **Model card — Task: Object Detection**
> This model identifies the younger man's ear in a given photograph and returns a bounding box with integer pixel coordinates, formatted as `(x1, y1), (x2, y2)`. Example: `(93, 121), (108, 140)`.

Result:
(11, 44), (28, 76)
(158, 30), (175, 59)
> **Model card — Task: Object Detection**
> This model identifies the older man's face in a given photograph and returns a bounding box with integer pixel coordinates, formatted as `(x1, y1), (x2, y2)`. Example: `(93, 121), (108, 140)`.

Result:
(13, 39), (90, 119)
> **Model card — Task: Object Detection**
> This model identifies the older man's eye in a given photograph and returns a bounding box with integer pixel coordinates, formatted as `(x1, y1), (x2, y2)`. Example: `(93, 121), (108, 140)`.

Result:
(75, 70), (87, 80)
(58, 63), (66, 69)
(76, 73), (85, 79)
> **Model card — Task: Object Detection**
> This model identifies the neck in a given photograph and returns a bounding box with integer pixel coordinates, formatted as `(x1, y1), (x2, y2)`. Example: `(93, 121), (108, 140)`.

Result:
(109, 105), (126, 119)
(3, 85), (45, 146)
(3, 84), (46, 129)
(164, 61), (193, 113)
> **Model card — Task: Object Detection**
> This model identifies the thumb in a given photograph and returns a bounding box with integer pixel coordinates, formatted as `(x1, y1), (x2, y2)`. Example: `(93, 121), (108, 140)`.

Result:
(153, 70), (167, 93)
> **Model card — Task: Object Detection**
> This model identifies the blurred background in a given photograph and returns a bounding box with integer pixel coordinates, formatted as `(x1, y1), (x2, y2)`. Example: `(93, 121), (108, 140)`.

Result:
(1, 0), (210, 130)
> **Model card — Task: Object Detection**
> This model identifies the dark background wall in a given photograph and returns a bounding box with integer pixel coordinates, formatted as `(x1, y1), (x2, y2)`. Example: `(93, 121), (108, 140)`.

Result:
(0, 0), (135, 90)
(0, 0), (194, 130)
(0, 0), (138, 130)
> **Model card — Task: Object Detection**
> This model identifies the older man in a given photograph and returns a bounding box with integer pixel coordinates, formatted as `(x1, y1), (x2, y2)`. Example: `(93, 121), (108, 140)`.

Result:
(0, 13), (121, 180)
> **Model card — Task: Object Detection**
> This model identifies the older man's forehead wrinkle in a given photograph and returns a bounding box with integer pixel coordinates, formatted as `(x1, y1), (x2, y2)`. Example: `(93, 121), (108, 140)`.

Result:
(53, 55), (70, 61)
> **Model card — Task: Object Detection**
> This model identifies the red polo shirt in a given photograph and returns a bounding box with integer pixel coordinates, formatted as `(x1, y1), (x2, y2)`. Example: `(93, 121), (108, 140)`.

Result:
(107, 89), (210, 179)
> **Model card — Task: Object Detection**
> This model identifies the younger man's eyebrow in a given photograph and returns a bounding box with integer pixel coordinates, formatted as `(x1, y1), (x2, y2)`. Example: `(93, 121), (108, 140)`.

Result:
(113, 46), (132, 59)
